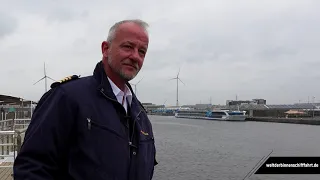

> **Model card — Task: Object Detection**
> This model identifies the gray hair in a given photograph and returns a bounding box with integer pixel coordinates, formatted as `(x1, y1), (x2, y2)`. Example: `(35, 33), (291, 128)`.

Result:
(106, 19), (149, 43)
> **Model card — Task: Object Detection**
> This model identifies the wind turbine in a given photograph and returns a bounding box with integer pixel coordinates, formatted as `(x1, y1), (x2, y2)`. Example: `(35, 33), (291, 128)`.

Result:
(170, 67), (185, 107)
(163, 99), (167, 107)
(130, 77), (143, 96)
(33, 62), (56, 93)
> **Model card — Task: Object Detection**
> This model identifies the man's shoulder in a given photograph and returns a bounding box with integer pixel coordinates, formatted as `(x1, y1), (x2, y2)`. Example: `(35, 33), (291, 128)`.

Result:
(50, 75), (95, 90)
(50, 75), (81, 88)
(35, 75), (96, 110)
(46, 75), (97, 102)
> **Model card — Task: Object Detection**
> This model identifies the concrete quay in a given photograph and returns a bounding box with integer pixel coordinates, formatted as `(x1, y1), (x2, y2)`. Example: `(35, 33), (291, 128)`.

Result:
(246, 117), (320, 125)
(148, 113), (320, 126)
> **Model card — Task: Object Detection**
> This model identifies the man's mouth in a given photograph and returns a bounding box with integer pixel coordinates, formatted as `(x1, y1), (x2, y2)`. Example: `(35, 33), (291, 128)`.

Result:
(123, 64), (137, 70)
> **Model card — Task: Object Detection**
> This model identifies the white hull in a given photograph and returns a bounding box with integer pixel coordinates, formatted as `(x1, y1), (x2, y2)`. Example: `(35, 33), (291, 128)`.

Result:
(175, 110), (247, 121)
(225, 115), (247, 121)
(175, 115), (246, 121)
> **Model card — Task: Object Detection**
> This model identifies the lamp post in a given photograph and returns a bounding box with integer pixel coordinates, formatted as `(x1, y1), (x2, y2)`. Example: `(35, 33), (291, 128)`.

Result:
(312, 96), (315, 118)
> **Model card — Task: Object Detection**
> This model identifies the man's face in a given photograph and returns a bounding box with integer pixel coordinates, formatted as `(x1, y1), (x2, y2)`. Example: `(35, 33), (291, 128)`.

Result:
(102, 23), (149, 81)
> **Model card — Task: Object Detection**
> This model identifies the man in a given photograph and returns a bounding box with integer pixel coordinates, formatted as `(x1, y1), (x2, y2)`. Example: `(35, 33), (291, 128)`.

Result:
(13, 19), (157, 180)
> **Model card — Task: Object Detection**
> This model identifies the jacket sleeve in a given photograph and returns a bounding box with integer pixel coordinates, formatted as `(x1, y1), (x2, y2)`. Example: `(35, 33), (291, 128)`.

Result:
(13, 87), (78, 180)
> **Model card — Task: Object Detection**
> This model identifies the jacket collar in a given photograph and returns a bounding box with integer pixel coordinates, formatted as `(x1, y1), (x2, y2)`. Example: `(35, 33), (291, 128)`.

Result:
(93, 61), (146, 116)
(93, 61), (118, 102)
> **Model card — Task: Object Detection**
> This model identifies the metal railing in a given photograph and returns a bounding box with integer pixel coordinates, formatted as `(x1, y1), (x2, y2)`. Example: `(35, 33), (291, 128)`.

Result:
(15, 128), (28, 155)
(0, 130), (15, 168)
(0, 118), (31, 131)
(0, 118), (30, 170)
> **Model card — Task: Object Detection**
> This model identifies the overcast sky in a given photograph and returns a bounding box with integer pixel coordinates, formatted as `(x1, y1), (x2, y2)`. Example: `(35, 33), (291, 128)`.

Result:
(1, 0), (319, 106)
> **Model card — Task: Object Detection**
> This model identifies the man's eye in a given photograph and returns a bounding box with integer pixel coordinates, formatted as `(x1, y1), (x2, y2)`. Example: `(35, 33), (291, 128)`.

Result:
(124, 45), (132, 49)
(139, 50), (146, 55)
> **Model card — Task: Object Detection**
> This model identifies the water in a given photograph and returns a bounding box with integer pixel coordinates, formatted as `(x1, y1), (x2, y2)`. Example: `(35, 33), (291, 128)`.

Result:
(150, 115), (320, 180)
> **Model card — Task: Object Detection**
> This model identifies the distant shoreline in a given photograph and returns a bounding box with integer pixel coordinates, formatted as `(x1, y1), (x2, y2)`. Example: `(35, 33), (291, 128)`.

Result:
(148, 114), (320, 126)
(246, 117), (320, 126)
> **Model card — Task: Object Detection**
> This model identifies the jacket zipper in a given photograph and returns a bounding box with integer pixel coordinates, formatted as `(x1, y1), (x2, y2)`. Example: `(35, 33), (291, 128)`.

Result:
(128, 110), (142, 159)
(130, 110), (141, 143)
(86, 118), (127, 141)
(87, 118), (91, 130)
(100, 89), (119, 104)
(100, 89), (133, 159)
(86, 118), (109, 131)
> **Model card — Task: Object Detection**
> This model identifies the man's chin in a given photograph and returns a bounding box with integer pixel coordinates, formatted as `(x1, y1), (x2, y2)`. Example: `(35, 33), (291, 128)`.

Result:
(120, 73), (137, 82)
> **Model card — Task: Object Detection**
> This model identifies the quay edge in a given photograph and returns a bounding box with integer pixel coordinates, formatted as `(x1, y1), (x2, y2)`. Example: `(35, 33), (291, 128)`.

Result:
(246, 117), (320, 125)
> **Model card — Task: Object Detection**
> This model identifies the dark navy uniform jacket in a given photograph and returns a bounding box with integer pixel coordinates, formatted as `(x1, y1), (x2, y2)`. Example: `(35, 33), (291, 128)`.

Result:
(13, 61), (157, 180)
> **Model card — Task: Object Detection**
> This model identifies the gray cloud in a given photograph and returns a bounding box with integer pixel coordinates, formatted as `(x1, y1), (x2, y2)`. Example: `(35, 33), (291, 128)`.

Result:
(46, 8), (89, 23)
(0, 13), (18, 39)
(255, 46), (297, 60)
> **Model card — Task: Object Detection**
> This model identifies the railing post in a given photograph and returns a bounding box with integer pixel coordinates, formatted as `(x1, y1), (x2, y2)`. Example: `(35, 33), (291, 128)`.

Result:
(16, 131), (22, 154)
(12, 117), (15, 131)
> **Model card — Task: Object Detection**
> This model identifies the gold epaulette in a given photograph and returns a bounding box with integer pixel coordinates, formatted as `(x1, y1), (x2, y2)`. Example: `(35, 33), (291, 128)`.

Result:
(50, 75), (80, 88)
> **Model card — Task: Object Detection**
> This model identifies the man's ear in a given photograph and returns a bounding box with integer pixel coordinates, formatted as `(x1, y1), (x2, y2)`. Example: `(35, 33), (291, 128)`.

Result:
(101, 41), (110, 57)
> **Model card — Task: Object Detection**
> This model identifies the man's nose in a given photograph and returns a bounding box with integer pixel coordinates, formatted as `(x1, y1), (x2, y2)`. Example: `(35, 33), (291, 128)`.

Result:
(130, 48), (142, 62)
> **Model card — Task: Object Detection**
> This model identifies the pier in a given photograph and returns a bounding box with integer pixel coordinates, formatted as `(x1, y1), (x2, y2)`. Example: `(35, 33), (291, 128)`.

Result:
(0, 118), (30, 179)
(246, 117), (320, 125)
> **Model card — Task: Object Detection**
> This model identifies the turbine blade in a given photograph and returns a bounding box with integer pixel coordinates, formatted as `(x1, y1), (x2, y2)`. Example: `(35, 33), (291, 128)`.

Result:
(33, 77), (45, 85)
(44, 62), (46, 76)
(179, 78), (185, 85)
(47, 76), (56, 81)
(137, 77), (143, 84)
(177, 67), (181, 77)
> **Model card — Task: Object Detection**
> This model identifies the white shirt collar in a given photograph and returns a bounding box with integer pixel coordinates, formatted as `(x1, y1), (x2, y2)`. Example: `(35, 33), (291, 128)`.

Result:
(107, 77), (132, 106)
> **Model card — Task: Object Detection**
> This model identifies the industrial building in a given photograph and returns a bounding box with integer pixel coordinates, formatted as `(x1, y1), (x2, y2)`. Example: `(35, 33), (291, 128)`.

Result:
(226, 99), (267, 106)
(141, 103), (165, 113)
(227, 103), (320, 118)
(0, 94), (36, 120)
